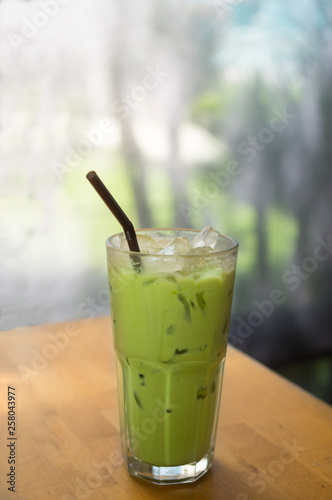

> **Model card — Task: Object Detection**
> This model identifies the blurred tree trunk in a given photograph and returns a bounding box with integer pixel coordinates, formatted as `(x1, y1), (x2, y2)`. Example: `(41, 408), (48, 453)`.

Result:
(317, 74), (332, 239)
(110, 0), (153, 228)
(167, 110), (191, 227)
(152, 3), (216, 228)
(294, 68), (332, 264)
(294, 1), (332, 263)
(121, 119), (153, 227)
(256, 198), (269, 291)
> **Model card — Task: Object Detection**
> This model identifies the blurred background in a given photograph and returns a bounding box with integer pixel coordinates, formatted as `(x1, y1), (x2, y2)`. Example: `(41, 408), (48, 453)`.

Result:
(1, 0), (331, 403)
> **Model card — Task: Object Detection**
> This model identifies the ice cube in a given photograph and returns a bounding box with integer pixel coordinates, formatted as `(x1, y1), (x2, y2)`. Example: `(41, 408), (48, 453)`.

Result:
(192, 226), (219, 249)
(158, 245), (177, 256)
(143, 255), (184, 274)
(187, 246), (215, 255)
(158, 237), (191, 256)
(136, 234), (164, 254)
(119, 234), (130, 249)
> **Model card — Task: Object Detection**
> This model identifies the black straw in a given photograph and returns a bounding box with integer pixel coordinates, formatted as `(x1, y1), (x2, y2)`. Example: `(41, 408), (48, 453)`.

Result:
(86, 171), (141, 256)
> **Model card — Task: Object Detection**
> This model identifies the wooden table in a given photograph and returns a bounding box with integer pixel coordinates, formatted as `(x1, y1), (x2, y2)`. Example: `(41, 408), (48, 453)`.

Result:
(0, 317), (331, 500)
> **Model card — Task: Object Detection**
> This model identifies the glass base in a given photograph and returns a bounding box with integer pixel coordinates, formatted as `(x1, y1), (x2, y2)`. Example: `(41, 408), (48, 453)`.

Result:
(127, 449), (214, 485)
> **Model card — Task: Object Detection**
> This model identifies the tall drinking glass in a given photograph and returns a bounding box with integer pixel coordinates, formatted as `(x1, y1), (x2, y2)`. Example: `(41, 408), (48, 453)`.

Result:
(106, 229), (238, 484)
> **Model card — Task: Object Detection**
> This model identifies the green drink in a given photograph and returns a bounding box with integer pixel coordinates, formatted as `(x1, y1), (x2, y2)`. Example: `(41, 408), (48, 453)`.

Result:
(106, 228), (238, 484)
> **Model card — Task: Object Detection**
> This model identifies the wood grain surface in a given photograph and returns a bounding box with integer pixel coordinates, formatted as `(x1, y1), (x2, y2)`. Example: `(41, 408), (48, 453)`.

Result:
(0, 317), (331, 500)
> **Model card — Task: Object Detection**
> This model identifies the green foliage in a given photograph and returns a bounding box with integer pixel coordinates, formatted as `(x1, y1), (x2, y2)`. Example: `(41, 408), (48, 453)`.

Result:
(190, 86), (241, 134)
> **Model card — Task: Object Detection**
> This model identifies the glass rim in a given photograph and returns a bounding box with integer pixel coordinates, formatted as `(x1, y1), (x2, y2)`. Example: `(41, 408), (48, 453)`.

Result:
(106, 228), (239, 258)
